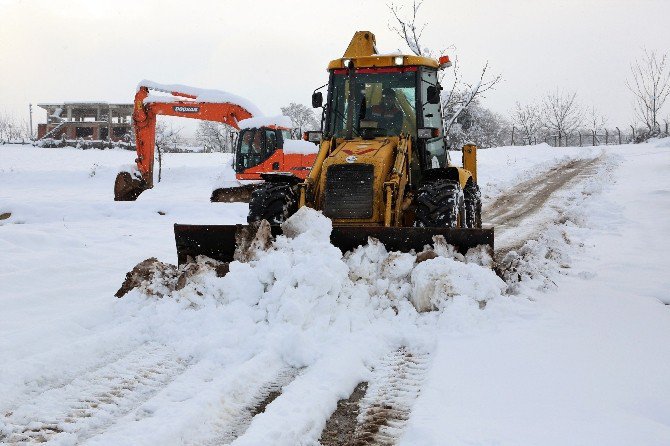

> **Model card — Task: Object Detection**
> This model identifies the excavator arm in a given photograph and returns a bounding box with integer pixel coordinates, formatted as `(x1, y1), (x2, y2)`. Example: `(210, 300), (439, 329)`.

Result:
(114, 84), (255, 201)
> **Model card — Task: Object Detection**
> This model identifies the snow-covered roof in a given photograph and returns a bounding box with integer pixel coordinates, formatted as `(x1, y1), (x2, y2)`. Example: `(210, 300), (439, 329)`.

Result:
(238, 115), (293, 130)
(138, 80), (263, 117)
(283, 139), (319, 155)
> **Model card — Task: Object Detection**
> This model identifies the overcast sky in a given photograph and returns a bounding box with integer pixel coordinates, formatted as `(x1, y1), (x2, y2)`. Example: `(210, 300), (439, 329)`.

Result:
(1, 0), (669, 133)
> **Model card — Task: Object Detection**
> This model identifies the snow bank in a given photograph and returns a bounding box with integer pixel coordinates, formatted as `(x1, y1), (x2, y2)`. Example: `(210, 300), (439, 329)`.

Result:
(138, 79), (264, 117)
(237, 115), (292, 130)
(4, 140), (670, 444)
(109, 207), (504, 444)
(283, 139), (319, 155)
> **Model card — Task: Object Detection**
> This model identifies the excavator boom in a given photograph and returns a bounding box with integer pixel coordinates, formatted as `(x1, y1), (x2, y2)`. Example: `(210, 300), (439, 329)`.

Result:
(114, 83), (255, 201)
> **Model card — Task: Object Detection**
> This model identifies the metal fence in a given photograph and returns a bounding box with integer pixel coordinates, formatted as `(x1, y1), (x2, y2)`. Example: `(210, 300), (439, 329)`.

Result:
(510, 122), (670, 147)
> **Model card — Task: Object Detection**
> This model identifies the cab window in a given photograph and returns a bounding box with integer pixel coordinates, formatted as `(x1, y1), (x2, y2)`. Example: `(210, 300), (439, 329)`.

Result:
(265, 129), (277, 153)
(327, 70), (417, 138)
(419, 68), (446, 167)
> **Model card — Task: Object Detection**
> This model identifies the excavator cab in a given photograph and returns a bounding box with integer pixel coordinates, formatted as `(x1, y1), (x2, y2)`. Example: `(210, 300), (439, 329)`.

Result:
(233, 127), (291, 174)
(210, 125), (317, 202)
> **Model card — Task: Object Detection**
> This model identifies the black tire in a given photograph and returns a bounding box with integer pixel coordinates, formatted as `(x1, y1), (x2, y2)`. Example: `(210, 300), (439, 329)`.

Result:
(463, 181), (482, 228)
(247, 181), (298, 224)
(414, 178), (464, 228)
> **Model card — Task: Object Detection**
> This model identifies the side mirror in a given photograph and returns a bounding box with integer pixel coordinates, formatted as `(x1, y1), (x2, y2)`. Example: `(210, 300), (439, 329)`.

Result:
(312, 91), (323, 108)
(304, 131), (323, 143)
(426, 85), (441, 104)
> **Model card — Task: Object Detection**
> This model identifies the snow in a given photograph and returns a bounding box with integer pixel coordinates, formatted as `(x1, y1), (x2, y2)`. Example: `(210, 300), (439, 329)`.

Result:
(282, 139), (319, 155)
(138, 79), (264, 117)
(237, 115), (293, 130)
(1, 139), (669, 444)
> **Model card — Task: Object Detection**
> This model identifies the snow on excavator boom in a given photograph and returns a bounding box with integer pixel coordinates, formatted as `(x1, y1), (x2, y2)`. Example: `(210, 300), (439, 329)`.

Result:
(114, 82), (257, 201)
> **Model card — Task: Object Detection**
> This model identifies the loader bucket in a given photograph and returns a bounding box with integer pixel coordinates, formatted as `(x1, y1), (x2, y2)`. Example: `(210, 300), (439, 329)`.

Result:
(174, 224), (494, 265)
(210, 184), (259, 203)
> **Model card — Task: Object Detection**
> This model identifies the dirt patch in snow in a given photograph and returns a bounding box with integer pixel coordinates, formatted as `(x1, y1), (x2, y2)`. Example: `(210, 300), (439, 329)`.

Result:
(319, 382), (368, 446)
(115, 257), (228, 298)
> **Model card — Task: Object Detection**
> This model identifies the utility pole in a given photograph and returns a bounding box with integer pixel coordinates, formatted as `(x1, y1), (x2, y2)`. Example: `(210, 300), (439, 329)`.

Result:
(29, 103), (34, 140)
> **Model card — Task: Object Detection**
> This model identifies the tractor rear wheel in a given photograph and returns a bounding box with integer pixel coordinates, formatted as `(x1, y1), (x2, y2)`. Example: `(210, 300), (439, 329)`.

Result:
(414, 178), (464, 228)
(247, 181), (298, 224)
(463, 181), (482, 228)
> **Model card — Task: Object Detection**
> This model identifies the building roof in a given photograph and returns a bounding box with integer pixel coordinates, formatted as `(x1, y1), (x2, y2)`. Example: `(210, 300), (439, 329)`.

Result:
(37, 102), (133, 110)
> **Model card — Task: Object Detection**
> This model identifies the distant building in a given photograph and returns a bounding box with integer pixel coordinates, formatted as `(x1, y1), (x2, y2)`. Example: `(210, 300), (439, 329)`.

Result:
(37, 102), (134, 141)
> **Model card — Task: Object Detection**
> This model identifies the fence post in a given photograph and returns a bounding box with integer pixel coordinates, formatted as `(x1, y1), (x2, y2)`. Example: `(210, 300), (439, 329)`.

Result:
(592, 130), (596, 146)
(630, 125), (635, 142)
(605, 129), (609, 145)
(579, 132), (582, 147)
(616, 127), (621, 145)
(511, 126), (515, 146)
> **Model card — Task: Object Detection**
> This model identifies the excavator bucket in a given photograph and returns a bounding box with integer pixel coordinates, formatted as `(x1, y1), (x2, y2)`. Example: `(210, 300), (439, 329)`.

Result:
(174, 223), (494, 265)
(114, 172), (149, 201)
(210, 184), (259, 203)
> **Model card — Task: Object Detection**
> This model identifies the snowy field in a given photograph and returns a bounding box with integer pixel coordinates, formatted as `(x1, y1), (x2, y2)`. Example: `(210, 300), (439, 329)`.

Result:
(1, 140), (669, 445)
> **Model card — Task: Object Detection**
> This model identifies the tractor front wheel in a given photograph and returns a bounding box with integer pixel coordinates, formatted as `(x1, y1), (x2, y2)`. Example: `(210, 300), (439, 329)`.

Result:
(414, 178), (464, 228)
(247, 181), (298, 224)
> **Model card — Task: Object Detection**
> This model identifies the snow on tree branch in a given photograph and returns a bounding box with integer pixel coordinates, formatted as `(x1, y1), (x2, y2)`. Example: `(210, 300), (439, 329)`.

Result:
(388, 0), (428, 56)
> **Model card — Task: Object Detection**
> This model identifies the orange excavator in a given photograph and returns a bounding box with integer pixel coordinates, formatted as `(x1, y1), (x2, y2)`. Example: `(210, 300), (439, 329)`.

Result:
(114, 81), (317, 202)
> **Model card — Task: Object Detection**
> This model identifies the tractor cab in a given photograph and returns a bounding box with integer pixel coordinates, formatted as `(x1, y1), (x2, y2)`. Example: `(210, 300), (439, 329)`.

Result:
(321, 63), (447, 172)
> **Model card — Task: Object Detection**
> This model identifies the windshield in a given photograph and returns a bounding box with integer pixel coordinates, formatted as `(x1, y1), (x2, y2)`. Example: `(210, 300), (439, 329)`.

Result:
(327, 69), (417, 138)
(236, 128), (273, 172)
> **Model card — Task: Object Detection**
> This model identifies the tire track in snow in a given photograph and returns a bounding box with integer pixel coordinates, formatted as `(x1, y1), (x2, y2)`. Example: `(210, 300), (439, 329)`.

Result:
(187, 367), (300, 446)
(2, 336), (148, 411)
(0, 342), (188, 445)
(319, 382), (368, 445)
(320, 348), (430, 446)
(484, 155), (603, 256)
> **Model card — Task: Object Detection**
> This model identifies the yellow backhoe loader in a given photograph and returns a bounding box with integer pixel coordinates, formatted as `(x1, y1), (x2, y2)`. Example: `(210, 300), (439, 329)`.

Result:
(174, 31), (493, 264)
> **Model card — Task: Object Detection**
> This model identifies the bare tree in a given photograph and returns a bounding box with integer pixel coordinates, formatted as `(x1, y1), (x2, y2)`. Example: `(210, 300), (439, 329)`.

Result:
(541, 90), (584, 146)
(627, 49), (670, 132)
(512, 102), (543, 145)
(195, 121), (236, 153)
(0, 112), (30, 143)
(388, 0), (428, 56)
(587, 106), (607, 132)
(280, 103), (319, 137)
(388, 1), (502, 141)
(449, 99), (510, 149)
(154, 122), (183, 182)
(442, 61), (502, 143)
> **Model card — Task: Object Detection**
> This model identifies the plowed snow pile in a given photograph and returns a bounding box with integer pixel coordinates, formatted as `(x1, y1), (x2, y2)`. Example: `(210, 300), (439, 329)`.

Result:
(105, 208), (507, 444)
(121, 206), (505, 353)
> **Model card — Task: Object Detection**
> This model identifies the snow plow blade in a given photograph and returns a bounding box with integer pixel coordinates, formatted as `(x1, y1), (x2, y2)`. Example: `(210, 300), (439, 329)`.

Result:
(210, 184), (258, 203)
(174, 224), (494, 265)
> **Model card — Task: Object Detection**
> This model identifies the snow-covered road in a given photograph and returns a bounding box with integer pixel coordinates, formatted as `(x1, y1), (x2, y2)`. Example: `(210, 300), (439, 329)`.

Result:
(1, 141), (669, 445)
